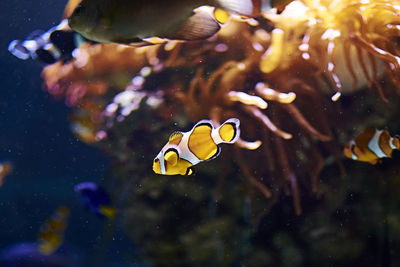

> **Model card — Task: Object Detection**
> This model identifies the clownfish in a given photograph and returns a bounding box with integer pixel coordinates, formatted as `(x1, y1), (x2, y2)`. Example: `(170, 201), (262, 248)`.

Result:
(153, 118), (240, 175)
(37, 206), (70, 255)
(344, 127), (400, 165)
(68, 0), (292, 46)
(8, 19), (87, 65)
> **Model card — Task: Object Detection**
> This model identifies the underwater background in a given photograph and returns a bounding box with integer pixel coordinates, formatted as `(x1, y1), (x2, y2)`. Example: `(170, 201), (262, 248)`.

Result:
(1, 0), (400, 266)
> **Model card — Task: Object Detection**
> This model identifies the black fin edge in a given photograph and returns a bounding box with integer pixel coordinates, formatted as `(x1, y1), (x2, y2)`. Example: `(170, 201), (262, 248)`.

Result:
(226, 122), (238, 142)
(196, 122), (213, 129)
(206, 146), (221, 162)
(185, 167), (194, 175)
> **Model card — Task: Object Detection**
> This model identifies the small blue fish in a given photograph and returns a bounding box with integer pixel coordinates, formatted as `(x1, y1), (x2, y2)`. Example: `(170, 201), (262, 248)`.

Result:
(8, 19), (87, 65)
(74, 182), (117, 219)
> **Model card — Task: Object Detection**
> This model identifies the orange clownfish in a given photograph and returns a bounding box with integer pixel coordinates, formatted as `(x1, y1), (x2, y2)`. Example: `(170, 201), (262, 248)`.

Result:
(153, 118), (240, 175)
(344, 127), (400, 164)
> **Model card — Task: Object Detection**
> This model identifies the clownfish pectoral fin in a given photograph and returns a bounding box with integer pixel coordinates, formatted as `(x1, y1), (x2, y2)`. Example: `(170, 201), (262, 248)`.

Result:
(343, 146), (354, 159)
(164, 148), (179, 166)
(171, 11), (221, 41)
(99, 205), (118, 219)
(217, 118), (240, 144)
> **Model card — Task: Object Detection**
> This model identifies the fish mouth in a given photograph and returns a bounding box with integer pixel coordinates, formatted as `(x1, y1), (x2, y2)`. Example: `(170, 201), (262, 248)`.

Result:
(68, 17), (86, 35)
(68, 17), (80, 33)
(153, 157), (161, 174)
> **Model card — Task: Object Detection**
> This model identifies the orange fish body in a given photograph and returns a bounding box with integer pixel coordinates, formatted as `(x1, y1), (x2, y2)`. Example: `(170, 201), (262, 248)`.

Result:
(344, 128), (400, 164)
(153, 118), (240, 175)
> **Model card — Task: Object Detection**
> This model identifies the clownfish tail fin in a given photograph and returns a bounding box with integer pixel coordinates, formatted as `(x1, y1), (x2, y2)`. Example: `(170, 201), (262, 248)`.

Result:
(215, 118), (240, 144)
(392, 135), (400, 150)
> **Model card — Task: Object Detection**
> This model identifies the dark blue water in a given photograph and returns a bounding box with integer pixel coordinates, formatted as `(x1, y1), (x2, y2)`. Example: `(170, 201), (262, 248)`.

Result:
(0, 1), (144, 266)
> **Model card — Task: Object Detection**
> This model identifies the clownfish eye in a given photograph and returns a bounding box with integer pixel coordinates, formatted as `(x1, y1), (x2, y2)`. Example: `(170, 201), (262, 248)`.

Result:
(154, 158), (159, 163)
(73, 5), (86, 17)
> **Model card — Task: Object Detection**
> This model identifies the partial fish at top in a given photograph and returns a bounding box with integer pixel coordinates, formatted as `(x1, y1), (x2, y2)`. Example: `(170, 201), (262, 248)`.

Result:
(68, 0), (292, 45)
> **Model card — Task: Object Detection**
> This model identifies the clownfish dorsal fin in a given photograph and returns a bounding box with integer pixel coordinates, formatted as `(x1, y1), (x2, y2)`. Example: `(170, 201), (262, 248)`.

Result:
(164, 148), (179, 166)
(168, 131), (183, 145)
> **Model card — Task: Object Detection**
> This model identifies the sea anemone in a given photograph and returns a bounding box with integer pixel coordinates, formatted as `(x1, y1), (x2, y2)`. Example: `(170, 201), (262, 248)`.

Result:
(40, 0), (400, 217)
(260, 0), (400, 100)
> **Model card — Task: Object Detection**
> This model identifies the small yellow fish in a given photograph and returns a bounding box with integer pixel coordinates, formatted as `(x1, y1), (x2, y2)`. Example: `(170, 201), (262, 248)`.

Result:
(153, 118), (240, 175)
(37, 206), (70, 255)
(344, 127), (400, 164)
(0, 161), (13, 187)
(68, 0), (284, 45)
